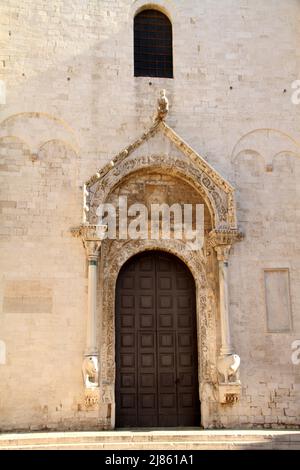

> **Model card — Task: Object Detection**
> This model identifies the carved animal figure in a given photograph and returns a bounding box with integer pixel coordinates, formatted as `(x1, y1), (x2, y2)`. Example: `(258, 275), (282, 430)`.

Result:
(155, 89), (169, 121)
(82, 355), (99, 388)
(217, 354), (240, 384)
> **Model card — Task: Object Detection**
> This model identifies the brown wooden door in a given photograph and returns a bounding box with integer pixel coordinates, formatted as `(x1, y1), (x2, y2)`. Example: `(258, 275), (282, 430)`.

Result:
(115, 251), (200, 427)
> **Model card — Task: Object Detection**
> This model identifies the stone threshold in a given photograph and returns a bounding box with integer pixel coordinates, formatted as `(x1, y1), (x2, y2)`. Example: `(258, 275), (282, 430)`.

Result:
(0, 429), (300, 450)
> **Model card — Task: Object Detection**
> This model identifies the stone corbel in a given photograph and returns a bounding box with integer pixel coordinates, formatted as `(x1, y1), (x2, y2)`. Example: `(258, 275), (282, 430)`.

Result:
(218, 383), (241, 404)
(208, 228), (244, 249)
(84, 388), (99, 409)
(71, 223), (107, 408)
(208, 229), (243, 403)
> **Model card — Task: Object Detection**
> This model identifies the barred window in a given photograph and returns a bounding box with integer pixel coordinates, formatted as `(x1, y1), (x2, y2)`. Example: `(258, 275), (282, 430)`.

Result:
(134, 9), (173, 78)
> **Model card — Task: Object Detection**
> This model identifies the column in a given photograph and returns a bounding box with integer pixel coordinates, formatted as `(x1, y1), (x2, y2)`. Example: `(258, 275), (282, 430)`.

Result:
(81, 225), (106, 399)
(208, 229), (243, 401)
(81, 224), (107, 359)
(84, 240), (101, 356)
(71, 223), (107, 407)
(214, 242), (240, 393)
(215, 245), (233, 356)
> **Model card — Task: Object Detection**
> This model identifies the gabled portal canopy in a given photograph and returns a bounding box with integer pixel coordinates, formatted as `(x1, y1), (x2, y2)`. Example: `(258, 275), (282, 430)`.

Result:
(84, 90), (239, 232)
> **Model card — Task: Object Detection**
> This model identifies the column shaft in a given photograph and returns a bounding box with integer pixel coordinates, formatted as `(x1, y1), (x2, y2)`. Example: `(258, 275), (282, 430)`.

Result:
(218, 259), (233, 355)
(86, 258), (98, 355)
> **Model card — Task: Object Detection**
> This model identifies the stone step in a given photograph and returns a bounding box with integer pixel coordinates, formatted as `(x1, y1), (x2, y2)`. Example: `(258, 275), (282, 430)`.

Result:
(0, 430), (300, 450)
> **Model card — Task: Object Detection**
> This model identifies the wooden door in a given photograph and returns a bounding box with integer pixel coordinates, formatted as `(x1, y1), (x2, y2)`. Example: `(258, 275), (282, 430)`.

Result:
(115, 251), (200, 427)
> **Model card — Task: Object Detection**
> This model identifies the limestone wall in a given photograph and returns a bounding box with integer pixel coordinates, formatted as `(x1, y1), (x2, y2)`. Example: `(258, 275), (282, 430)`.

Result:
(0, 0), (300, 429)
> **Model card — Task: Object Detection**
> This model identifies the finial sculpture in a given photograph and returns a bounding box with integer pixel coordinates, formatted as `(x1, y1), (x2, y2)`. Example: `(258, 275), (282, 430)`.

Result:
(154, 89), (169, 122)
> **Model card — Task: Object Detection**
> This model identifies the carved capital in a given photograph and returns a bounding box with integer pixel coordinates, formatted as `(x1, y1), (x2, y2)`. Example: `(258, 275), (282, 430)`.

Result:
(71, 223), (107, 240)
(83, 239), (102, 261)
(208, 229), (244, 261)
(71, 223), (107, 260)
(208, 228), (244, 248)
(215, 245), (231, 262)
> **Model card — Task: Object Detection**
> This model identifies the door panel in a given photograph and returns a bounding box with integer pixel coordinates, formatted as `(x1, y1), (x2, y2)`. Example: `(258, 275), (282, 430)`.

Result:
(116, 251), (200, 427)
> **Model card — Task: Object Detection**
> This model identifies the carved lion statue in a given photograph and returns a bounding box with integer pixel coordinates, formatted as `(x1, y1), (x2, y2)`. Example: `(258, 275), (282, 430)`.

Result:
(82, 355), (99, 388)
(217, 354), (240, 384)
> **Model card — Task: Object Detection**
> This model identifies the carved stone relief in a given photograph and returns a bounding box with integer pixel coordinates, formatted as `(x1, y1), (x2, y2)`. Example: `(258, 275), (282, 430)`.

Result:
(74, 92), (243, 426)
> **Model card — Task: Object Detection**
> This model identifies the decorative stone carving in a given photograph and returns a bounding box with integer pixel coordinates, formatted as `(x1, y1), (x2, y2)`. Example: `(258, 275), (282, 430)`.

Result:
(71, 92), (244, 424)
(217, 354), (240, 384)
(72, 223), (107, 396)
(83, 184), (89, 224)
(218, 384), (241, 404)
(208, 228), (244, 252)
(72, 224), (107, 265)
(71, 224), (107, 244)
(88, 154), (230, 230)
(208, 229), (243, 404)
(101, 384), (114, 404)
(84, 388), (99, 409)
(215, 245), (231, 263)
(85, 122), (160, 188)
(154, 89), (169, 122)
(82, 91), (239, 231)
(82, 355), (99, 388)
(99, 237), (214, 423)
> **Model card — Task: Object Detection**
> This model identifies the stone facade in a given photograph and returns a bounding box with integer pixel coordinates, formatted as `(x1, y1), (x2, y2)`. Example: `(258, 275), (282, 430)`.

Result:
(0, 0), (300, 430)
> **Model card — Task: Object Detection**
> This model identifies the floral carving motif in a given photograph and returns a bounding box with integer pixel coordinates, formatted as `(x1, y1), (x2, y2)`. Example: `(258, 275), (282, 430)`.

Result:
(73, 92), (244, 426)
(99, 237), (218, 423)
(88, 154), (230, 229)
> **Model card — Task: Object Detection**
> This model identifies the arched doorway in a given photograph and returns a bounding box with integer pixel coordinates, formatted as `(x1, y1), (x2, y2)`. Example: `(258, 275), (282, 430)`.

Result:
(115, 250), (200, 427)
